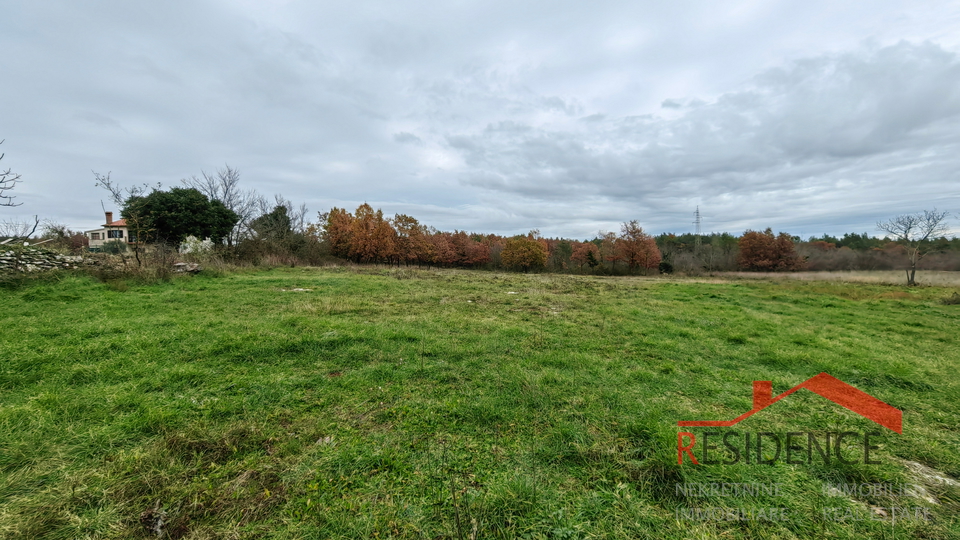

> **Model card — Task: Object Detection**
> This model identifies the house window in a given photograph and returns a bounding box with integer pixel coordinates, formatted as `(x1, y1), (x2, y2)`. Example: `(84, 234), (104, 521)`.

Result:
(108, 230), (124, 239)
(91, 233), (101, 240)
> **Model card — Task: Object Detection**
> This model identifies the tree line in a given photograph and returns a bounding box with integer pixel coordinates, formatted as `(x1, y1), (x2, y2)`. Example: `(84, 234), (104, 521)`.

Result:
(319, 204), (662, 273)
(2, 161), (952, 282)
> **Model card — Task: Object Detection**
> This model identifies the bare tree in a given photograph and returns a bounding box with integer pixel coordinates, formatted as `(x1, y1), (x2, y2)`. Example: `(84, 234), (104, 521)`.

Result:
(93, 171), (159, 207)
(93, 171), (160, 266)
(41, 220), (88, 253)
(877, 209), (951, 285)
(0, 140), (23, 207)
(181, 165), (264, 246)
(286, 199), (309, 234)
(254, 194), (308, 234)
(0, 215), (39, 241)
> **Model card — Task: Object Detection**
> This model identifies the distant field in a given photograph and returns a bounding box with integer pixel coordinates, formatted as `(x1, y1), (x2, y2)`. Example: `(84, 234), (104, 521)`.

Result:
(1, 268), (958, 539)
(712, 270), (960, 287)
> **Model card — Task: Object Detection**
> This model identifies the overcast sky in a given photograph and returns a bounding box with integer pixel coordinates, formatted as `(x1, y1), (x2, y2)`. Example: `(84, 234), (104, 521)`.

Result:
(2, 0), (959, 239)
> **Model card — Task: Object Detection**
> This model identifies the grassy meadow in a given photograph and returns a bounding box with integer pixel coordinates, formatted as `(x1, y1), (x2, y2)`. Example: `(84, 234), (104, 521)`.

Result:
(1, 267), (958, 539)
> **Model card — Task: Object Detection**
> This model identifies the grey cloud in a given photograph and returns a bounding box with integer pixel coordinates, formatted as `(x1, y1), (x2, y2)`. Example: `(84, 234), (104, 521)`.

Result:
(393, 132), (423, 144)
(73, 112), (126, 131)
(538, 96), (582, 115)
(579, 113), (606, 122)
(448, 42), (960, 232)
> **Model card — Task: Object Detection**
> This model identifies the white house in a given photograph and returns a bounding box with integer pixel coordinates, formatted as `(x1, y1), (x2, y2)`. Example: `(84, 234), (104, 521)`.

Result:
(85, 211), (134, 250)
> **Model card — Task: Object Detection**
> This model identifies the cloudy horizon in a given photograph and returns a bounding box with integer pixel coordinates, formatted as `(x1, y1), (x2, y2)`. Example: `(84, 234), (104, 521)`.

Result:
(2, 1), (959, 240)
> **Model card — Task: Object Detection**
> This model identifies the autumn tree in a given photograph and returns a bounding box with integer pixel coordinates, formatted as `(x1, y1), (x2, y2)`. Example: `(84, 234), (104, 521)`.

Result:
(348, 203), (396, 263)
(615, 220), (662, 272)
(469, 239), (492, 266)
(737, 228), (804, 271)
(501, 235), (548, 272)
(571, 241), (600, 271)
(599, 231), (621, 269)
(877, 209), (951, 285)
(321, 207), (355, 259)
(808, 241), (836, 251)
(392, 213), (432, 266)
(425, 231), (455, 266)
(450, 231), (491, 267)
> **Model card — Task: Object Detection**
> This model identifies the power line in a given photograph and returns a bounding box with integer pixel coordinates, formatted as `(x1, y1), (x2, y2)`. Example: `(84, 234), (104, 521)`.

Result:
(694, 206), (702, 250)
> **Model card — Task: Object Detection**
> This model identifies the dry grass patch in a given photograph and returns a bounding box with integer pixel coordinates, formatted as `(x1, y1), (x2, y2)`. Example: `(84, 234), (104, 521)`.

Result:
(714, 270), (960, 286)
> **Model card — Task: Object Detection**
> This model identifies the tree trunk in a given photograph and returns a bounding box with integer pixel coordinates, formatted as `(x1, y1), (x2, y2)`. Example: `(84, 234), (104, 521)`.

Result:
(907, 247), (920, 286)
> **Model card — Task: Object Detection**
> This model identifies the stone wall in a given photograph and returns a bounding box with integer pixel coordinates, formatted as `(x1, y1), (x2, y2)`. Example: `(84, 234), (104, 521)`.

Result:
(0, 248), (84, 272)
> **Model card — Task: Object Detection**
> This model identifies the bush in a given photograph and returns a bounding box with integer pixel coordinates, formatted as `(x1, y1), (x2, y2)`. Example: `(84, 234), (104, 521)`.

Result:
(940, 292), (960, 305)
(799, 244), (858, 271)
(39, 222), (89, 254)
(658, 261), (673, 274)
(179, 236), (215, 256)
(101, 239), (127, 254)
(233, 229), (327, 267)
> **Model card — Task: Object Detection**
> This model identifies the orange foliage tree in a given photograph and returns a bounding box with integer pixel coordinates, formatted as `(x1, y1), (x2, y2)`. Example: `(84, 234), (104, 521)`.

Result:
(737, 228), (804, 271)
(808, 240), (836, 251)
(321, 207), (355, 259)
(347, 203), (396, 263)
(393, 213), (432, 266)
(318, 205), (673, 275)
(427, 232), (457, 266)
(450, 231), (491, 267)
(599, 231), (621, 268)
(615, 220), (662, 272)
(571, 241), (600, 271)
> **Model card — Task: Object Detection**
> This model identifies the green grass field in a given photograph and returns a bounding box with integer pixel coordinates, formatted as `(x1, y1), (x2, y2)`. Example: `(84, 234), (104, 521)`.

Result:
(1, 268), (958, 539)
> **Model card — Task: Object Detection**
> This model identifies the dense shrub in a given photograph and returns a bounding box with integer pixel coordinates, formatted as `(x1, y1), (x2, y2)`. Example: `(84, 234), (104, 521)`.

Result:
(101, 239), (127, 254)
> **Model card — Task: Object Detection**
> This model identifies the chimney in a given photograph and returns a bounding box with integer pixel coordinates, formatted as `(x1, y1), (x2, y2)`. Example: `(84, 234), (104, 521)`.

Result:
(753, 381), (773, 410)
(105, 211), (113, 225)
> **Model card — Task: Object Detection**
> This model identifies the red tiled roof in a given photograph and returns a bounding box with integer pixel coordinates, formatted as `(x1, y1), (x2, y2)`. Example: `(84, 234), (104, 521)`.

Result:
(105, 219), (127, 227)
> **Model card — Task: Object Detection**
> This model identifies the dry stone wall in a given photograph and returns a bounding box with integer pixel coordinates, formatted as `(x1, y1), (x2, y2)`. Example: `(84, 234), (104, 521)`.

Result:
(0, 248), (84, 272)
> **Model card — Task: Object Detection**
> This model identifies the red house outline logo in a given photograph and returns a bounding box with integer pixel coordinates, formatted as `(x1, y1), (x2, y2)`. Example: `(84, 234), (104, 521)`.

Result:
(678, 372), (902, 434)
